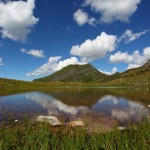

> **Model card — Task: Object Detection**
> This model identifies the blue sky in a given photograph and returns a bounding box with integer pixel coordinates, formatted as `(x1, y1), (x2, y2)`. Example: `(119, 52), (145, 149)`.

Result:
(0, 0), (150, 81)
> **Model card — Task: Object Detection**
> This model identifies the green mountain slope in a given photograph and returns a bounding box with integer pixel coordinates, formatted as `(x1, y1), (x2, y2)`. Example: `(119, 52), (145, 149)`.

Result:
(33, 64), (108, 83)
(102, 60), (150, 86)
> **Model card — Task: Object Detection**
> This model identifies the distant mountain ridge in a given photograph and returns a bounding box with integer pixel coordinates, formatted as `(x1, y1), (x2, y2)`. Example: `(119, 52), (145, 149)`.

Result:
(34, 60), (150, 86)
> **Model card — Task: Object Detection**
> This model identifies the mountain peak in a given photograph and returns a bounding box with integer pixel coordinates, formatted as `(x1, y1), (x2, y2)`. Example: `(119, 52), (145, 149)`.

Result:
(33, 63), (108, 83)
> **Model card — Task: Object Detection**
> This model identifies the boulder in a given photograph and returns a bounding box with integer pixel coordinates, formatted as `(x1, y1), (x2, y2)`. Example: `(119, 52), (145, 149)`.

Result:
(37, 116), (62, 126)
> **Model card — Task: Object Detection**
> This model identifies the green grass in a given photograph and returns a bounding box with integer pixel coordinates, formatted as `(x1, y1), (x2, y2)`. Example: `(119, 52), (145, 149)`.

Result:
(0, 119), (150, 150)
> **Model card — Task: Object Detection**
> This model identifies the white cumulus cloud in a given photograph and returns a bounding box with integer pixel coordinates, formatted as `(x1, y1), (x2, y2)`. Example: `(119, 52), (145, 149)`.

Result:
(0, 57), (4, 66)
(99, 67), (117, 75)
(109, 47), (150, 69)
(83, 0), (141, 23)
(70, 32), (117, 62)
(0, 0), (39, 42)
(110, 51), (133, 64)
(21, 48), (45, 58)
(27, 56), (86, 77)
(73, 9), (96, 26)
(118, 29), (150, 43)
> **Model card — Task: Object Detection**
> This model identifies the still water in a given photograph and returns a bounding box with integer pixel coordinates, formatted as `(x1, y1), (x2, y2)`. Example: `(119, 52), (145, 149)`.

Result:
(0, 88), (150, 128)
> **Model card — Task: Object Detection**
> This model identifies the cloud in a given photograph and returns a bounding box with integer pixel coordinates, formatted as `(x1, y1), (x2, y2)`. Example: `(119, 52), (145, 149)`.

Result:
(83, 0), (141, 23)
(99, 95), (119, 105)
(109, 47), (150, 69)
(127, 64), (141, 70)
(99, 67), (117, 75)
(70, 32), (117, 62)
(73, 9), (96, 26)
(110, 51), (133, 64)
(0, 57), (3, 66)
(118, 29), (150, 43)
(27, 56), (86, 77)
(21, 48), (45, 58)
(0, 0), (39, 42)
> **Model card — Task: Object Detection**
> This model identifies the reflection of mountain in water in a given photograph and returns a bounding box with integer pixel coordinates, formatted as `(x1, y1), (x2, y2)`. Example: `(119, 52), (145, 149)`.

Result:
(26, 90), (150, 124)
(39, 88), (150, 106)
(40, 88), (107, 107)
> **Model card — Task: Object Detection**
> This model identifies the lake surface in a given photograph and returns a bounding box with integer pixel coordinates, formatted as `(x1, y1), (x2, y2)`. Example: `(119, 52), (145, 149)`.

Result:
(0, 88), (150, 128)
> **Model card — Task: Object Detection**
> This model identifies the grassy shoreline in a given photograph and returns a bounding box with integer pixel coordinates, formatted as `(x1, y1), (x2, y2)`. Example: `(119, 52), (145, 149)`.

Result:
(1, 77), (150, 89)
(0, 77), (150, 97)
(0, 119), (150, 150)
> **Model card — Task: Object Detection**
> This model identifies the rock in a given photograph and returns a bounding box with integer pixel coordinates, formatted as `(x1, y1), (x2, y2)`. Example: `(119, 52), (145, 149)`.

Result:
(117, 126), (127, 131)
(66, 121), (84, 127)
(148, 105), (150, 108)
(37, 116), (62, 126)
(141, 106), (144, 108)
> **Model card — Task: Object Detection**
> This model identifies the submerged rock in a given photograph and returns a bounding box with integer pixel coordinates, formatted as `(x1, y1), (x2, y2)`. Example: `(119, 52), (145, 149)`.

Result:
(66, 121), (84, 127)
(37, 116), (62, 126)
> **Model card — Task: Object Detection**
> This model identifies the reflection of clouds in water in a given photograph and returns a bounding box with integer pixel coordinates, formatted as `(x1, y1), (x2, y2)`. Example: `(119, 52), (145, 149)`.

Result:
(98, 95), (149, 121)
(112, 109), (131, 120)
(26, 92), (149, 122)
(99, 95), (118, 105)
(26, 92), (88, 115)
(111, 101), (149, 121)
(51, 100), (87, 115)
(111, 109), (147, 121)
(128, 101), (142, 108)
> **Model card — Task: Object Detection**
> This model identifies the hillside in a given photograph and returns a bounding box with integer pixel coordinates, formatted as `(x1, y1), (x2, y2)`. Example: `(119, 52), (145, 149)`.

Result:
(33, 64), (108, 83)
(102, 60), (150, 86)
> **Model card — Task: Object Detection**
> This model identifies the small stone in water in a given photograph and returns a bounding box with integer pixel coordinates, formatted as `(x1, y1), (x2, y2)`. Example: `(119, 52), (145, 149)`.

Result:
(117, 126), (127, 131)
(37, 116), (62, 126)
(67, 121), (84, 127)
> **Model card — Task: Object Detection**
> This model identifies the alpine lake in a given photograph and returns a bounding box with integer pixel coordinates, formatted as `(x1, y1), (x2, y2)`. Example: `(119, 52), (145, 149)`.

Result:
(0, 87), (150, 131)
